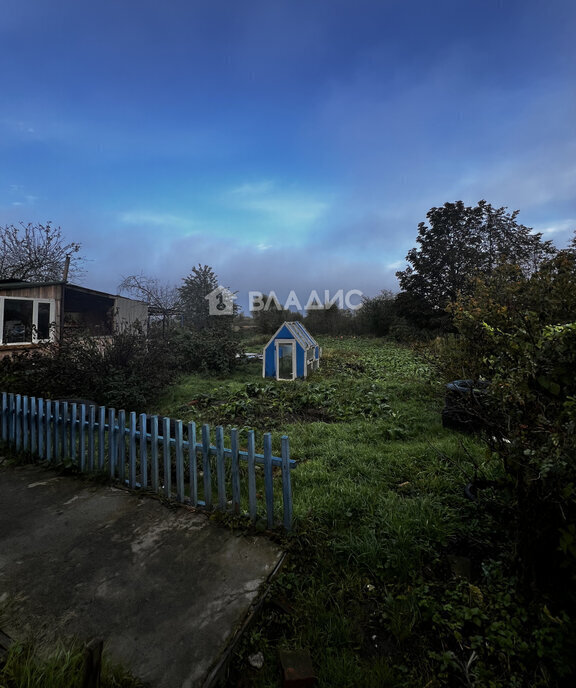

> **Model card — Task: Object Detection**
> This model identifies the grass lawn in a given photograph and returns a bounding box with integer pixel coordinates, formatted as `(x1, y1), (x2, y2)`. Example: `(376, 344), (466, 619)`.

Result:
(2, 336), (569, 686)
(154, 337), (571, 687)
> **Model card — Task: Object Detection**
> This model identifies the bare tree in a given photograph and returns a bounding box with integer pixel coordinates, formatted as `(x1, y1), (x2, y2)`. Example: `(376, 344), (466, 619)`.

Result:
(119, 273), (182, 333)
(0, 222), (83, 282)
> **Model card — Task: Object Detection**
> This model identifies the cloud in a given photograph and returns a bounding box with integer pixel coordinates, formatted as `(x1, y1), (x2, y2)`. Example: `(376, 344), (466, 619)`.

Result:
(230, 180), (276, 196)
(224, 180), (330, 235)
(119, 211), (194, 230)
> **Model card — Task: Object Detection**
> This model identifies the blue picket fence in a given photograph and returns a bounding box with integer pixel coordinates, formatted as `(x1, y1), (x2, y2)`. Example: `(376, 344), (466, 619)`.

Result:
(0, 392), (295, 530)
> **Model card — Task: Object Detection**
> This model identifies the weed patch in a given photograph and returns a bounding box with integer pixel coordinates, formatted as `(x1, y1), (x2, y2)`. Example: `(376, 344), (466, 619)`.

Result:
(158, 337), (575, 686)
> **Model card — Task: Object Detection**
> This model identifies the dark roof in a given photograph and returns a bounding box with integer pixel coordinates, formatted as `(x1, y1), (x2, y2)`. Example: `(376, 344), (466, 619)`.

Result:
(0, 280), (147, 305)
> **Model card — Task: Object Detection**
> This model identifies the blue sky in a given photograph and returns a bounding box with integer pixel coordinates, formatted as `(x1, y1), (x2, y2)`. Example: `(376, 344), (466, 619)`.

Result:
(1, 0), (575, 312)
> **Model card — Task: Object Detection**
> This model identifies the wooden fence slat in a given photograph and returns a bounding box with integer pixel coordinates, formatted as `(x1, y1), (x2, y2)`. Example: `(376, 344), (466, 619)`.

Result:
(263, 433), (274, 529)
(88, 406), (96, 471)
(188, 421), (197, 507)
(98, 406), (106, 470)
(247, 430), (257, 522)
(129, 412), (137, 488)
(281, 435), (292, 530)
(139, 413), (148, 488)
(37, 398), (44, 459)
(230, 428), (240, 514)
(1, 392), (7, 443)
(30, 397), (37, 455)
(61, 402), (69, 460)
(162, 417), (171, 499)
(117, 409), (126, 483)
(175, 420), (184, 502)
(53, 400), (61, 461)
(150, 415), (159, 492)
(70, 403), (77, 465)
(79, 404), (86, 471)
(108, 408), (116, 479)
(201, 424), (212, 509)
(216, 426), (226, 510)
(15, 395), (21, 452)
(22, 395), (29, 452)
(45, 400), (52, 462)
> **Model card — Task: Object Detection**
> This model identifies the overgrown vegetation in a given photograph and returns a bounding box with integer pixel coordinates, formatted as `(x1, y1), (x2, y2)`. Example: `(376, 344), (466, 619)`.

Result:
(0, 639), (145, 688)
(158, 337), (575, 687)
(0, 325), (242, 413)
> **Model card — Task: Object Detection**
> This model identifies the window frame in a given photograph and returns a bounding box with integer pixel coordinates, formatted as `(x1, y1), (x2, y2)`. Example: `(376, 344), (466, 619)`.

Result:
(0, 296), (56, 345)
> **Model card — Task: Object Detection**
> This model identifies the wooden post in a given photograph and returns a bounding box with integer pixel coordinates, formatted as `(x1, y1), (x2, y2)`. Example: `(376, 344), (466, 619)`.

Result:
(82, 638), (103, 688)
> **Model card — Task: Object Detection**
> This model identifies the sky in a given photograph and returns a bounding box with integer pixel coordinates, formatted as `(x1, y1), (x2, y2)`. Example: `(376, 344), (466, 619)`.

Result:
(1, 0), (575, 313)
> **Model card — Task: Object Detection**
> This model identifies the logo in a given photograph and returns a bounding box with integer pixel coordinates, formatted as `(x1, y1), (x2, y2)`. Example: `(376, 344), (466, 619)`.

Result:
(248, 289), (363, 312)
(205, 286), (237, 316)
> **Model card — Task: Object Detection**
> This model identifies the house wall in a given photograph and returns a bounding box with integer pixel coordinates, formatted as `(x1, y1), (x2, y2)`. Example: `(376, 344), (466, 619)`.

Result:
(114, 296), (148, 331)
(0, 282), (148, 359)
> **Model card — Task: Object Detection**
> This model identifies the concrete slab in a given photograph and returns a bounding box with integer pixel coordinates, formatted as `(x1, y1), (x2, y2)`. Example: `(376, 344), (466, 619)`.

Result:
(0, 463), (283, 687)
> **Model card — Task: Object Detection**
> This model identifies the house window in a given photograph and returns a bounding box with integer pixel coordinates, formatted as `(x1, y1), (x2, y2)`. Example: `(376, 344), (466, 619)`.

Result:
(0, 298), (55, 345)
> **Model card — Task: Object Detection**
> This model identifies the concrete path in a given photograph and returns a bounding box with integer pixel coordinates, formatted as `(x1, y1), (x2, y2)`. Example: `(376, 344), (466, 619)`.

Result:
(0, 462), (283, 687)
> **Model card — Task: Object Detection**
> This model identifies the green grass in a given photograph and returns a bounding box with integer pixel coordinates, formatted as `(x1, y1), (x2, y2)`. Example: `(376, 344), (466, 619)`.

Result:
(154, 337), (574, 686)
(0, 639), (145, 688)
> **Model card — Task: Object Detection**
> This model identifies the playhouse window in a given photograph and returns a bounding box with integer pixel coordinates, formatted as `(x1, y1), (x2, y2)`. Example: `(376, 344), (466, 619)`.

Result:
(0, 298), (55, 345)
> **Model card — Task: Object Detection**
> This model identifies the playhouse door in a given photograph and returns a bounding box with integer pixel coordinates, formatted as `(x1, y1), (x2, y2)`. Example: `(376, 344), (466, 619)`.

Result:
(276, 341), (296, 380)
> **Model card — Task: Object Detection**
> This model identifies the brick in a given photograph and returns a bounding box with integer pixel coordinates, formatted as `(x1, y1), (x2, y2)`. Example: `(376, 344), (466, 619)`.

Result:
(278, 648), (317, 687)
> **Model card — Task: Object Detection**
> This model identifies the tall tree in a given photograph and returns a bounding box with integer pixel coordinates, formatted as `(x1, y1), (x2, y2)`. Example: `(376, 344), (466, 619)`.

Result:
(0, 222), (83, 282)
(396, 200), (554, 312)
(357, 290), (396, 336)
(179, 264), (220, 330)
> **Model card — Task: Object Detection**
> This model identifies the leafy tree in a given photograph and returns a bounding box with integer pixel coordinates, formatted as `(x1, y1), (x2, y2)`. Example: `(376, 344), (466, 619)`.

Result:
(396, 200), (554, 312)
(0, 222), (83, 282)
(304, 303), (354, 335)
(179, 264), (220, 330)
(357, 290), (396, 336)
(439, 248), (576, 593)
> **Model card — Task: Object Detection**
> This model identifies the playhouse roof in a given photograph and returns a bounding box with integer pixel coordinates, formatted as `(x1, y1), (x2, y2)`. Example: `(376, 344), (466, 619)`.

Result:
(265, 321), (318, 350)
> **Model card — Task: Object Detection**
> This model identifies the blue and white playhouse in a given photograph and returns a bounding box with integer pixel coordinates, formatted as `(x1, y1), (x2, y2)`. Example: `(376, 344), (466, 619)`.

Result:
(262, 321), (321, 380)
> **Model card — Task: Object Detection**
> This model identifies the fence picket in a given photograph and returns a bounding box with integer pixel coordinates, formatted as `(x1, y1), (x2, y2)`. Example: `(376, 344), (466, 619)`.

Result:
(78, 404), (86, 472)
(188, 421), (197, 507)
(247, 430), (257, 522)
(37, 398), (44, 459)
(230, 428), (240, 514)
(150, 415), (159, 491)
(117, 409), (126, 483)
(216, 426), (226, 510)
(139, 413), (148, 487)
(45, 400), (52, 462)
(53, 400), (61, 461)
(201, 424), (212, 508)
(0, 392), (295, 529)
(61, 402), (69, 459)
(175, 420), (184, 502)
(15, 395), (22, 452)
(263, 433), (274, 529)
(22, 396), (29, 452)
(281, 435), (292, 530)
(129, 412), (137, 488)
(162, 417), (171, 499)
(1, 392), (7, 442)
(108, 408), (116, 479)
(88, 406), (96, 471)
(98, 406), (106, 470)
(30, 397), (37, 455)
